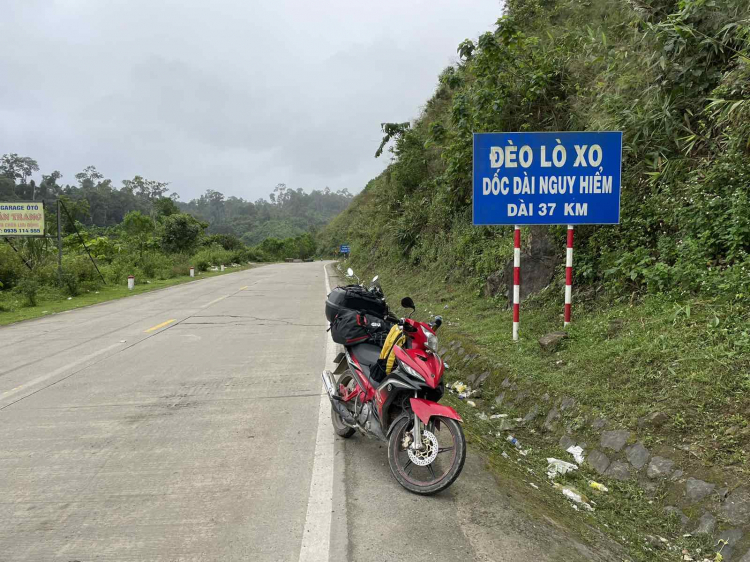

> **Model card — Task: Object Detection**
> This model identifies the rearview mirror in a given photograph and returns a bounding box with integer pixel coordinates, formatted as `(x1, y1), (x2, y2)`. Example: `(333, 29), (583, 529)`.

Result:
(347, 268), (354, 277)
(401, 297), (415, 311)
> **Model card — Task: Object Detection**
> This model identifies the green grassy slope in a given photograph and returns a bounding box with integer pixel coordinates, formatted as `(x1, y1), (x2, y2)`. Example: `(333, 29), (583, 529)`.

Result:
(320, 0), (750, 557)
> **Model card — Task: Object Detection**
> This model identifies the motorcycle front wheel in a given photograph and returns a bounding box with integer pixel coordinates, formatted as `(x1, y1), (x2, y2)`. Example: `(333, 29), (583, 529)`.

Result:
(387, 415), (466, 495)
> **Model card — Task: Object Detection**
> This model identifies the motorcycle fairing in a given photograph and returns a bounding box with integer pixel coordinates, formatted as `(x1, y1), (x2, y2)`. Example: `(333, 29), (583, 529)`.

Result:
(344, 348), (376, 402)
(410, 397), (462, 425)
(393, 346), (444, 389)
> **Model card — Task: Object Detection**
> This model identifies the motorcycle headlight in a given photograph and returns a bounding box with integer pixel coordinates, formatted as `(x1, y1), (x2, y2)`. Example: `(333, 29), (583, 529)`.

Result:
(421, 326), (438, 352)
(401, 362), (423, 381)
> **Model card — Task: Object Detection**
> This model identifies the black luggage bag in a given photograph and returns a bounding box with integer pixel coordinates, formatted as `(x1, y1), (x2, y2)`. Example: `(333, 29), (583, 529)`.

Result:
(325, 285), (388, 322)
(329, 310), (389, 346)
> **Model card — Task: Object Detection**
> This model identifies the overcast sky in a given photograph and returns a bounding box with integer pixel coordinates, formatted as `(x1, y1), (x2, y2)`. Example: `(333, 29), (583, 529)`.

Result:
(1, 0), (502, 202)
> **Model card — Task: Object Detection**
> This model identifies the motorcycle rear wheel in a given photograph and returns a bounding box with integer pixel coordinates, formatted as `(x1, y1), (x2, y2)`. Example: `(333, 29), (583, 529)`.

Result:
(387, 415), (466, 495)
(330, 371), (356, 438)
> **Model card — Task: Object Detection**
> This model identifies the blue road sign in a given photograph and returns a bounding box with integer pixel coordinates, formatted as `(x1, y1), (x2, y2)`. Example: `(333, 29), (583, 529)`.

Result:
(340, 245), (350, 253)
(473, 131), (622, 225)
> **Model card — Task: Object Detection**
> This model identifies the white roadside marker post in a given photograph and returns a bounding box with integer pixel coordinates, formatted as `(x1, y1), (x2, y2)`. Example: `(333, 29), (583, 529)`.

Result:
(127, 275), (134, 291)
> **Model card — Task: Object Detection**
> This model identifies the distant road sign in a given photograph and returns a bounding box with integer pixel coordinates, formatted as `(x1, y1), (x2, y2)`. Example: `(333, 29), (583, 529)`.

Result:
(340, 245), (350, 253)
(0, 201), (45, 237)
(473, 132), (622, 225)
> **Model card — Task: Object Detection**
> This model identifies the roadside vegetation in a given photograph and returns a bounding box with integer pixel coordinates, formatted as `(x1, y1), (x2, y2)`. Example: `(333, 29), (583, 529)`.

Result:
(0, 156), (332, 322)
(321, 0), (750, 558)
(321, 0), (750, 466)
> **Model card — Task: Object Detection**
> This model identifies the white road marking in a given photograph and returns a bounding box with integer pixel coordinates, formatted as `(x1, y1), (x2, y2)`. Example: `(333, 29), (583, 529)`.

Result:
(0, 342), (124, 403)
(298, 265), (337, 562)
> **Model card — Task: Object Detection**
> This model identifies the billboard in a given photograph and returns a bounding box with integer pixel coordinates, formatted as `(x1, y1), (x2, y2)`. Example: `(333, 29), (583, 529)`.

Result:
(0, 202), (45, 237)
(473, 132), (622, 225)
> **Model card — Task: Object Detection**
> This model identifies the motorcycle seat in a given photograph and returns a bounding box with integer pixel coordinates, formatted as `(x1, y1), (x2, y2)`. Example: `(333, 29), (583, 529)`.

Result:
(347, 342), (382, 382)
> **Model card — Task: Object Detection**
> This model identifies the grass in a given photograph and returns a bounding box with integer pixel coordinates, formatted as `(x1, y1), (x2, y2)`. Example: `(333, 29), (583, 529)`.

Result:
(342, 259), (750, 471)
(0, 264), (263, 327)
(334, 259), (750, 560)
(449, 390), (717, 561)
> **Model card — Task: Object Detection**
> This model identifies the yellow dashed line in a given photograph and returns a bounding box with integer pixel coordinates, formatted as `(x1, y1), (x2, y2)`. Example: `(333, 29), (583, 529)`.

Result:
(202, 295), (228, 308)
(144, 319), (176, 333)
(239, 286), (248, 290)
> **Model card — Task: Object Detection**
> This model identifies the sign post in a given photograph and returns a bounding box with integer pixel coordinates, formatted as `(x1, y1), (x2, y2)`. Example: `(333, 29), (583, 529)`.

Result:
(473, 131), (622, 337)
(564, 225), (574, 326)
(513, 226), (520, 341)
(340, 244), (350, 258)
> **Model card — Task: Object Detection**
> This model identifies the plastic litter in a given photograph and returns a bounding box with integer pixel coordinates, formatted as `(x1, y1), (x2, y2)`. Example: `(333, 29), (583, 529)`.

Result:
(546, 458), (578, 479)
(589, 481), (609, 492)
(477, 412), (489, 421)
(506, 435), (522, 449)
(566, 445), (585, 464)
(490, 414), (508, 419)
(452, 382), (467, 393)
(466, 400), (477, 407)
(554, 483), (594, 511)
(529, 483), (539, 490)
(501, 451), (509, 459)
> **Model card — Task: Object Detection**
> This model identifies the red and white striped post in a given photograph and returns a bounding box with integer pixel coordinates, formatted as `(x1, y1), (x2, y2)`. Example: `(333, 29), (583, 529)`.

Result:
(513, 226), (521, 341)
(564, 225), (574, 327)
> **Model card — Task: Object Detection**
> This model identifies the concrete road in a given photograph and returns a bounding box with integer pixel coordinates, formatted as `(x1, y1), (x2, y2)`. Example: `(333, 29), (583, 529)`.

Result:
(0, 262), (617, 561)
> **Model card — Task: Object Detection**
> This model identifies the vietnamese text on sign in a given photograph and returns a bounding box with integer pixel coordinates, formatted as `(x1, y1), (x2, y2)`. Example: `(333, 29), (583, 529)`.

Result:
(0, 202), (45, 237)
(472, 132), (622, 225)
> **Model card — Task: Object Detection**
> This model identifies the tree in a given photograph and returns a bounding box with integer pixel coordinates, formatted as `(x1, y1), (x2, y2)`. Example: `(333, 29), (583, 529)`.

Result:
(75, 166), (104, 189)
(0, 154), (39, 198)
(38, 171), (63, 199)
(154, 196), (180, 218)
(160, 213), (204, 254)
(375, 122), (410, 158)
(59, 196), (91, 235)
(0, 177), (15, 199)
(122, 211), (154, 263)
(122, 175), (170, 202)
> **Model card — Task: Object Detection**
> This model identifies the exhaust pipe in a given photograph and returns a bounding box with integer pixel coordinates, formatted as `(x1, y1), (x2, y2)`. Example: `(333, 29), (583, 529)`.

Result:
(322, 370), (337, 398)
(322, 370), (357, 426)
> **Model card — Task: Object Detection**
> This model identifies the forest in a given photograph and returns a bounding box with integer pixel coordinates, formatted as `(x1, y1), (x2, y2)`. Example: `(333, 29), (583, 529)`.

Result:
(0, 154), (349, 312)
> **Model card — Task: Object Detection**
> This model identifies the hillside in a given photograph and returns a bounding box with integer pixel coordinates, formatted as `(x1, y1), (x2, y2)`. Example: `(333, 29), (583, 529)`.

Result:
(319, 0), (750, 559)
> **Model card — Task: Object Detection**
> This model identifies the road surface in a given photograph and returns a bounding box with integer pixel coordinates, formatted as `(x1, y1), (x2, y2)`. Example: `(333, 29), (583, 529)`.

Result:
(0, 262), (614, 561)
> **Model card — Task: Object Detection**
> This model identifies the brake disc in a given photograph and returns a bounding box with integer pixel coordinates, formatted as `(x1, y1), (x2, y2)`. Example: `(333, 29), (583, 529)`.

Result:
(407, 429), (439, 466)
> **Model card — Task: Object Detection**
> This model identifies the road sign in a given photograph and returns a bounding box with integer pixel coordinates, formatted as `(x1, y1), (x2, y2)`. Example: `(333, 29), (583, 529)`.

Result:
(472, 132), (622, 225)
(340, 245), (350, 254)
(0, 201), (45, 237)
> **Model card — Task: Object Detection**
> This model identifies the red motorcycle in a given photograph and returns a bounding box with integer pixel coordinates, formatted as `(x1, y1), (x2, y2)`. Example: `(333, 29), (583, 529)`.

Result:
(323, 281), (466, 495)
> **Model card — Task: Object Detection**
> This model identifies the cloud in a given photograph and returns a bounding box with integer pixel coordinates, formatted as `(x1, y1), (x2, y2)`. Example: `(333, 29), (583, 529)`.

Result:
(0, 0), (501, 200)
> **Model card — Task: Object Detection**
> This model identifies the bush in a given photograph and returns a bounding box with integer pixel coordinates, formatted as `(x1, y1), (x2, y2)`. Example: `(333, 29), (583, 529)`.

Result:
(0, 244), (26, 290)
(60, 272), (80, 296)
(161, 213), (204, 254)
(191, 244), (233, 272)
(16, 278), (40, 307)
